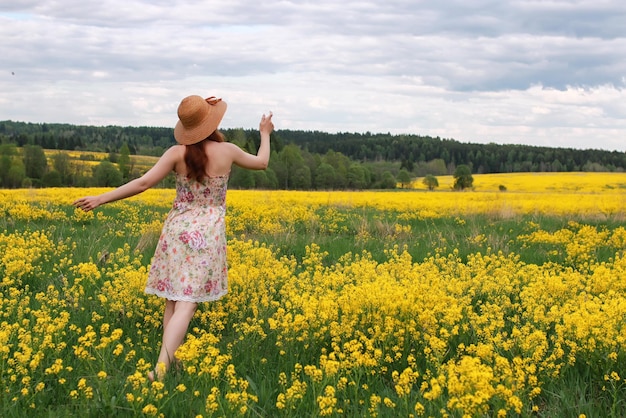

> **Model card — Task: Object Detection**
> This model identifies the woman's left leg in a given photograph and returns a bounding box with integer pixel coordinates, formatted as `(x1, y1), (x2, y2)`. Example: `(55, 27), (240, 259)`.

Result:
(162, 299), (176, 329)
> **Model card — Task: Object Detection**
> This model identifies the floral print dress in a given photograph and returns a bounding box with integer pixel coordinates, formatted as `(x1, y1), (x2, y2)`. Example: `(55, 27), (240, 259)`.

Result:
(145, 172), (229, 302)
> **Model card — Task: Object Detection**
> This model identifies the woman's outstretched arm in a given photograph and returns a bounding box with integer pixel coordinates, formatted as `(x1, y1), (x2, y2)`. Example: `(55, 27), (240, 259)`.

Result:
(73, 145), (182, 211)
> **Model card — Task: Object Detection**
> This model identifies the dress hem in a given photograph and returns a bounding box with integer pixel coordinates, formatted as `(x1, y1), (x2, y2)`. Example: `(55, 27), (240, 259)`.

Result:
(144, 288), (228, 303)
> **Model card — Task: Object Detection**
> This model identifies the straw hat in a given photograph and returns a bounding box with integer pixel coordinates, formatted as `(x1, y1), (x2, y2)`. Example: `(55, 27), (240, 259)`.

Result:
(174, 95), (227, 145)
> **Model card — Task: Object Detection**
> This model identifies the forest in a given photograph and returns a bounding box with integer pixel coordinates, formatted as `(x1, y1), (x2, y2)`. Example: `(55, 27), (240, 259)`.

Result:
(1, 120), (625, 190)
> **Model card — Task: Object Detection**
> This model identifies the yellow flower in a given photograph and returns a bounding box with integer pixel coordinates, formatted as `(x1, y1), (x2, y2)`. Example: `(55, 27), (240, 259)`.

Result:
(142, 404), (158, 416)
(276, 394), (286, 410)
(206, 387), (220, 413)
(113, 344), (124, 356)
(383, 397), (396, 408)
(151, 380), (165, 391)
(317, 386), (337, 416)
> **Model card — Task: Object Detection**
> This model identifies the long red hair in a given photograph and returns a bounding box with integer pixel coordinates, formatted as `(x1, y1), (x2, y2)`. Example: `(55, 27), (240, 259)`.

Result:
(184, 130), (225, 182)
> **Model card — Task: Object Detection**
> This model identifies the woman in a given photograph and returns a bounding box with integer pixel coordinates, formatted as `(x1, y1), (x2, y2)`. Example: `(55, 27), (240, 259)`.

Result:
(74, 94), (273, 381)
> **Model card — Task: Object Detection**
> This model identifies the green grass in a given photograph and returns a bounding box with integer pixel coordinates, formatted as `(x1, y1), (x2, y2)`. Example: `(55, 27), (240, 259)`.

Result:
(234, 209), (624, 268)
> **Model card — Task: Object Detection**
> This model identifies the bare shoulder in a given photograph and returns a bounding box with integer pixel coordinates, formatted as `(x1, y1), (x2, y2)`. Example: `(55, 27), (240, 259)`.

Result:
(165, 144), (186, 156)
(159, 144), (185, 173)
(207, 141), (241, 155)
(161, 144), (185, 160)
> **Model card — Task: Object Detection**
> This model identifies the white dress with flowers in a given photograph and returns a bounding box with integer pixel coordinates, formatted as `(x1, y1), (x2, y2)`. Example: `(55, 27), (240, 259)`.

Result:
(145, 172), (229, 302)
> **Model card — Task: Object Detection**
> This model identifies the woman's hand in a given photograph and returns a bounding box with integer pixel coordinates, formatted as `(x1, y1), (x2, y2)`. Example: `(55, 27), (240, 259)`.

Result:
(260, 112), (274, 136)
(73, 196), (102, 212)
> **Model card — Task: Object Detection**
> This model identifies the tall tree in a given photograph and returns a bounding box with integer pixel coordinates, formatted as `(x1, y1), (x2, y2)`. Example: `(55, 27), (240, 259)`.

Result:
(93, 160), (123, 187)
(0, 144), (17, 187)
(379, 171), (397, 189)
(22, 144), (48, 180)
(423, 174), (439, 191)
(323, 150), (350, 189)
(228, 128), (247, 147)
(253, 169), (278, 189)
(276, 144), (305, 189)
(52, 152), (71, 185)
(0, 154), (11, 187)
(347, 163), (368, 189)
(453, 164), (474, 190)
(6, 159), (26, 188)
(397, 169), (412, 188)
(229, 166), (255, 189)
(292, 165), (311, 190)
(42, 170), (62, 187)
(314, 163), (336, 190)
(118, 143), (131, 180)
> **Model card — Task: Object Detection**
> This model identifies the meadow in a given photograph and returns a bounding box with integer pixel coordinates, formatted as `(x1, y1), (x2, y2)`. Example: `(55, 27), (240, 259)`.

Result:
(43, 149), (159, 172)
(1, 172), (625, 417)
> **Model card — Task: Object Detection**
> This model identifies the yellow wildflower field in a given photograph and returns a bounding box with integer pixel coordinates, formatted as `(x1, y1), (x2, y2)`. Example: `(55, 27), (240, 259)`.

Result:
(1, 172), (625, 417)
(43, 149), (158, 172)
(414, 171), (626, 193)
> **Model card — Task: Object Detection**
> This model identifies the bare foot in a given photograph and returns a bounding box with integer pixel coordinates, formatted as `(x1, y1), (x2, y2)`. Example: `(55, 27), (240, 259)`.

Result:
(147, 369), (164, 382)
(148, 363), (167, 382)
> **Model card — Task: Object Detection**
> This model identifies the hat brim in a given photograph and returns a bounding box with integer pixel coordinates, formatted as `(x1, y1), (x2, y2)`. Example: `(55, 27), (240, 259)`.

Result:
(174, 100), (227, 145)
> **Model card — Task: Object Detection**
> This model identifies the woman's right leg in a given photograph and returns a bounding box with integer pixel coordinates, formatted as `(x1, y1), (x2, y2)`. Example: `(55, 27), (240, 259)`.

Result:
(153, 300), (197, 379)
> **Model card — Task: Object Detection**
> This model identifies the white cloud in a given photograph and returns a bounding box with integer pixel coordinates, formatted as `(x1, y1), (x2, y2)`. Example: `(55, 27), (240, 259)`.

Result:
(1, 0), (625, 151)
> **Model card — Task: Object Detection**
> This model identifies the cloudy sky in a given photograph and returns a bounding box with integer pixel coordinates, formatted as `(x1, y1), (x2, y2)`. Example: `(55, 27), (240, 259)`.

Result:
(1, 1), (625, 151)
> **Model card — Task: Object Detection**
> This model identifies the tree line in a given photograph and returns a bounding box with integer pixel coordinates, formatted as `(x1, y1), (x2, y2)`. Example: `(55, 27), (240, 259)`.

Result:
(285, 130), (626, 174)
(1, 120), (624, 190)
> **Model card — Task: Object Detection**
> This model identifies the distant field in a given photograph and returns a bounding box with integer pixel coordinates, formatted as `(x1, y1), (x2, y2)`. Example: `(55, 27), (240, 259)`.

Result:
(412, 171), (626, 193)
(43, 149), (158, 173)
